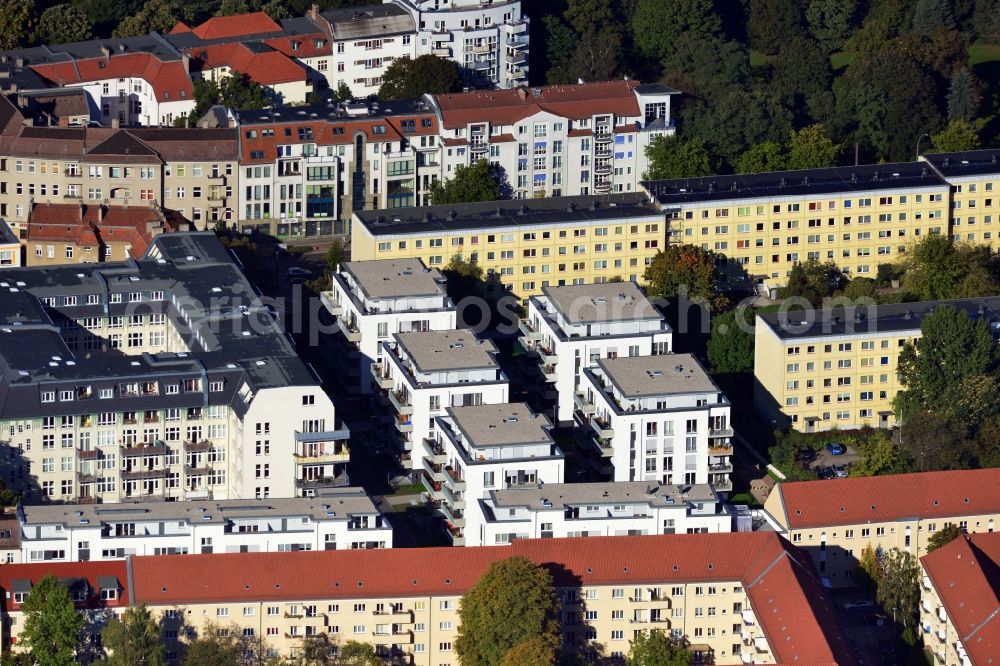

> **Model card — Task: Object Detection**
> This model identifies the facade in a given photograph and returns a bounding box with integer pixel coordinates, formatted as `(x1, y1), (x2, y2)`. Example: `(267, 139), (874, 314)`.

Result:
(0, 219), (20, 267)
(430, 80), (677, 199)
(754, 297), (1000, 431)
(0, 533), (858, 665)
(320, 258), (456, 394)
(427, 403), (564, 546)
(762, 469), (1000, 588)
(375, 329), (509, 472)
(577, 354), (733, 489)
(520, 282), (672, 422)
(0, 232), (350, 503)
(16, 490), (391, 563)
(919, 532), (1000, 666)
(478, 481), (732, 546)
(923, 150), (1000, 251)
(350, 193), (667, 298)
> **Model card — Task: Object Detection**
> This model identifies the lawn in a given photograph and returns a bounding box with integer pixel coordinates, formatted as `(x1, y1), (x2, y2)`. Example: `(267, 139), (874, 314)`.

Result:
(830, 51), (855, 71)
(749, 50), (774, 69)
(969, 42), (1000, 66)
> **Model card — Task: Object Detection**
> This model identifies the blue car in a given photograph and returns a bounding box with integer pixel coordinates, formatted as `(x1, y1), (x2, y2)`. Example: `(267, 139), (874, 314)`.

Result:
(826, 442), (846, 455)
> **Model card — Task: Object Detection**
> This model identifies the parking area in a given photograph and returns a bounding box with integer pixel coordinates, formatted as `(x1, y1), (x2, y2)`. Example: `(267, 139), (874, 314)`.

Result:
(831, 590), (923, 665)
(795, 442), (861, 479)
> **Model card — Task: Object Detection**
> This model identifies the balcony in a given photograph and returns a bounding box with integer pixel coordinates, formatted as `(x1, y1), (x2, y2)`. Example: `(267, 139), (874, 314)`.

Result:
(421, 438), (447, 464)
(542, 365), (558, 383)
(375, 608), (414, 622)
(370, 363), (394, 390)
(319, 292), (343, 317)
(470, 142), (489, 154)
(432, 47), (452, 57)
(518, 318), (541, 342)
(388, 390), (413, 416)
(709, 461), (734, 474)
(424, 460), (447, 483)
(594, 131), (613, 144)
(184, 440), (212, 452)
(444, 467), (466, 492)
(594, 180), (612, 193)
(123, 468), (166, 481)
(595, 162), (613, 175)
(538, 346), (558, 365)
(335, 316), (361, 343)
(710, 426), (735, 438)
(121, 444), (167, 457)
(713, 479), (734, 493)
(77, 473), (99, 484)
(472, 43), (490, 54)
(506, 35), (528, 48)
(590, 417), (614, 440)
(296, 474), (350, 491)
(371, 629), (413, 645)
(446, 524), (465, 546)
(78, 449), (99, 461)
(441, 502), (465, 528)
(574, 392), (596, 416)
(294, 446), (349, 465)
(420, 471), (445, 500)
(708, 443), (734, 456)
(594, 147), (613, 159)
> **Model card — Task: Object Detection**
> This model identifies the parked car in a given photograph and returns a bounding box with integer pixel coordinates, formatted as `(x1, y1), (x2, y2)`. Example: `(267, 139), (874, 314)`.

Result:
(842, 599), (875, 611)
(796, 447), (817, 462)
(826, 442), (846, 455)
(287, 266), (312, 278)
(832, 464), (849, 478)
(863, 612), (888, 627)
(817, 467), (835, 480)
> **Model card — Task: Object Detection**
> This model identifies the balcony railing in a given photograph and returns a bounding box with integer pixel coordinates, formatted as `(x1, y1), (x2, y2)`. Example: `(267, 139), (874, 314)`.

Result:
(574, 392), (596, 415)
(518, 318), (541, 341)
(370, 362), (394, 390)
(388, 389), (414, 416)
(590, 417), (614, 440)
(335, 316), (361, 342)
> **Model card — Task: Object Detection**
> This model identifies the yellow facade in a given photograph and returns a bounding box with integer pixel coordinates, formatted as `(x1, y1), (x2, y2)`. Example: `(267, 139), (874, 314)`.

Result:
(942, 175), (1000, 249)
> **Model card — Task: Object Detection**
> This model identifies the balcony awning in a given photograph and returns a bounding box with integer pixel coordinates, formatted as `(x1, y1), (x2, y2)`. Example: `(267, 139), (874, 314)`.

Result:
(295, 429), (350, 443)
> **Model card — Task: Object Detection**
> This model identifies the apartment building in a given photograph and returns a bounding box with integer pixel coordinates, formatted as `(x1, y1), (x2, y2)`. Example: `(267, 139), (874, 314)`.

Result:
(351, 193), (667, 299)
(577, 354), (733, 490)
(919, 532), (1000, 666)
(923, 149), (1000, 250)
(646, 161), (953, 292)
(24, 203), (185, 266)
(235, 99), (442, 236)
(375, 329), (509, 473)
(0, 533), (858, 665)
(427, 403), (564, 546)
(0, 219), (20, 267)
(520, 282), (672, 423)
(478, 481), (731, 546)
(754, 297), (1000, 431)
(430, 80), (678, 198)
(16, 491), (391, 563)
(321, 258), (456, 394)
(762, 468), (1000, 588)
(0, 232), (350, 503)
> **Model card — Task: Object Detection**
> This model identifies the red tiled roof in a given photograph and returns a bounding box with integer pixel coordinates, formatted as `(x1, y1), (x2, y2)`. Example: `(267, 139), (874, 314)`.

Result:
(27, 203), (181, 259)
(30, 54), (193, 104)
(921, 532), (1000, 665)
(130, 533), (855, 664)
(239, 118), (401, 163)
(264, 34), (331, 59)
(772, 469), (1000, 530)
(0, 560), (129, 613)
(193, 43), (306, 85)
(188, 12), (282, 40)
(434, 80), (643, 130)
(169, 21), (192, 34)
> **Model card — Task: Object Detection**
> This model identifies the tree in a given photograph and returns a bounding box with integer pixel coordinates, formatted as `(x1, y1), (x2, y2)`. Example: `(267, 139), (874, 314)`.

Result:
(930, 119), (981, 152)
(455, 556), (561, 666)
(258, 0), (291, 20)
(856, 544), (882, 590)
(748, 0), (806, 55)
(114, 0), (178, 37)
(736, 142), (786, 174)
(643, 245), (727, 310)
(499, 637), (556, 666)
(219, 72), (268, 110)
(562, 0), (626, 82)
(630, 0), (722, 65)
(643, 135), (713, 181)
(785, 124), (840, 169)
(912, 0), (956, 34)
(445, 253), (484, 280)
(378, 55), (462, 100)
(927, 524), (965, 552)
(20, 575), (84, 666)
(626, 629), (691, 666)
(850, 430), (899, 476)
(35, 4), (93, 45)
(946, 68), (981, 120)
(324, 239), (346, 273)
(806, 0), (859, 52)
(218, 0), (249, 16)
(840, 276), (878, 300)
(780, 259), (844, 306)
(100, 604), (165, 666)
(182, 622), (270, 666)
(429, 159), (506, 205)
(707, 308), (755, 374)
(331, 82), (353, 103)
(336, 641), (381, 666)
(895, 306), (998, 419)
(899, 409), (979, 470)
(876, 549), (921, 643)
(897, 234), (999, 301)
(0, 0), (35, 49)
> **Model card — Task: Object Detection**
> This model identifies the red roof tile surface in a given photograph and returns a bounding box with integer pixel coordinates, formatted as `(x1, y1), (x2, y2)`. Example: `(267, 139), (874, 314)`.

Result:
(921, 532), (1000, 665)
(27, 203), (183, 259)
(192, 43), (306, 85)
(30, 54), (193, 103)
(238, 118), (406, 163)
(434, 80), (643, 129)
(188, 12), (282, 40)
(0, 560), (129, 613)
(772, 469), (1000, 530)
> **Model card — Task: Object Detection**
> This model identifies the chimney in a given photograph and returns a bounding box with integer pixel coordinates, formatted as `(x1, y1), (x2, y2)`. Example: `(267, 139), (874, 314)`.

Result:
(517, 88), (528, 101)
(79, 202), (84, 221)
(111, 118), (119, 129)
(100, 46), (111, 60)
(308, 3), (319, 19)
(99, 205), (105, 223)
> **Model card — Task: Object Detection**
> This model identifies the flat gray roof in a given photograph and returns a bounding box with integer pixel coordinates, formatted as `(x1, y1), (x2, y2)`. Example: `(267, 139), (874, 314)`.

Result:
(446, 403), (552, 448)
(487, 481), (718, 510)
(18, 491), (380, 526)
(598, 353), (717, 397)
(342, 259), (446, 300)
(395, 329), (497, 373)
(541, 282), (662, 325)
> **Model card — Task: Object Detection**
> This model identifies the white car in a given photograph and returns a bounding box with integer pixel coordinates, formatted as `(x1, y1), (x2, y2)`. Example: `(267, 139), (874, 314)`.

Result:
(286, 267), (312, 278)
(842, 599), (875, 611)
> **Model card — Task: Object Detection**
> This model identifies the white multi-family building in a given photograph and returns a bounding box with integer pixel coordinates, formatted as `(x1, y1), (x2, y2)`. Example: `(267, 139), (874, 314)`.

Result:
(321, 258), (456, 394)
(429, 80), (678, 199)
(577, 354), (734, 489)
(520, 282), (672, 423)
(16, 491), (392, 563)
(425, 403), (564, 545)
(477, 481), (732, 546)
(374, 329), (509, 473)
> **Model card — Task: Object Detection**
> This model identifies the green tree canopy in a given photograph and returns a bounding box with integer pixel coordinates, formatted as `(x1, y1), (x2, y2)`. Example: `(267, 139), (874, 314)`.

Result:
(850, 429), (900, 476)
(324, 239), (346, 273)
(876, 548), (922, 643)
(912, 0), (957, 34)
(785, 124), (841, 169)
(897, 234), (999, 301)
(0, 0), (35, 49)
(707, 308), (755, 374)
(336, 640), (381, 665)
(736, 142), (787, 174)
(780, 259), (845, 306)
(946, 68), (981, 120)
(856, 544), (882, 590)
(21, 575), (84, 666)
(806, 0), (859, 52)
(626, 629), (691, 666)
(643, 245), (727, 310)
(429, 159), (506, 205)
(499, 637), (557, 666)
(927, 523), (965, 552)
(840, 276), (878, 300)
(219, 72), (269, 110)
(455, 556), (561, 666)
(218, 0), (249, 16)
(35, 4), (93, 45)
(378, 55), (462, 99)
(99, 604), (164, 666)
(748, 0), (806, 55)
(114, 0), (178, 37)
(930, 119), (981, 152)
(643, 135), (713, 180)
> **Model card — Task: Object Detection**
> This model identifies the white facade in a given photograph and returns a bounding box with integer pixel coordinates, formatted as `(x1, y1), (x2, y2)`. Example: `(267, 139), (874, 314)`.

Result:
(72, 78), (194, 127)
(426, 403), (564, 545)
(520, 282), (672, 422)
(16, 491), (391, 563)
(477, 481), (732, 546)
(374, 329), (509, 472)
(321, 259), (456, 394)
(578, 354), (734, 489)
